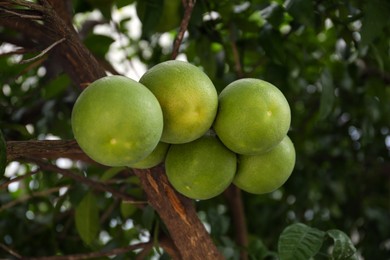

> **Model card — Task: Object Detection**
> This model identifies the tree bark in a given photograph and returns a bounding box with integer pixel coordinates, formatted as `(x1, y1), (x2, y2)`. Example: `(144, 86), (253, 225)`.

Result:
(134, 167), (224, 259)
(0, 0), (106, 86)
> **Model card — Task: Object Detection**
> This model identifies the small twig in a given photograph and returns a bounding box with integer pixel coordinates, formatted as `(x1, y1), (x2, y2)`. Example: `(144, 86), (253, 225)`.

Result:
(224, 185), (249, 260)
(28, 158), (146, 206)
(23, 241), (152, 260)
(229, 23), (244, 78)
(0, 7), (42, 19)
(0, 243), (22, 259)
(20, 37), (66, 64)
(0, 169), (39, 190)
(0, 186), (66, 212)
(7, 0), (45, 12)
(171, 0), (196, 59)
(0, 47), (28, 57)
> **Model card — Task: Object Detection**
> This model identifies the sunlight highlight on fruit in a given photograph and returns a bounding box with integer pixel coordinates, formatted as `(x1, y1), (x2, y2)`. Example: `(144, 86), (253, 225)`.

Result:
(140, 60), (218, 144)
(71, 75), (163, 167)
(214, 78), (291, 155)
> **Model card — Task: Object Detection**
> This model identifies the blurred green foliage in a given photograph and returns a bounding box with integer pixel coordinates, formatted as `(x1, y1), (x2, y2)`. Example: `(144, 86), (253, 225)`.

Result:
(1, 0), (389, 259)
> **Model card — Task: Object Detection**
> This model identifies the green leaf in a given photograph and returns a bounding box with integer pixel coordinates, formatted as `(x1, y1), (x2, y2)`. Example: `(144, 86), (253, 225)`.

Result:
(136, 0), (164, 36)
(0, 130), (6, 176)
(327, 229), (357, 260)
(75, 192), (100, 245)
(142, 205), (155, 230)
(41, 74), (70, 100)
(360, 0), (390, 46)
(84, 34), (115, 58)
(100, 167), (126, 181)
(260, 2), (285, 28)
(120, 202), (137, 218)
(115, 0), (135, 9)
(318, 68), (334, 120)
(278, 223), (326, 260)
(284, 0), (314, 25)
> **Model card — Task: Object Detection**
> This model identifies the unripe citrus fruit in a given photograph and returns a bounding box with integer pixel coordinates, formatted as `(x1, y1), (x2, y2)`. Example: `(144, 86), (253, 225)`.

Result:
(139, 60), (218, 144)
(71, 75), (163, 167)
(233, 136), (296, 194)
(165, 135), (237, 200)
(128, 142), (170, 169)
(214, 78), (291, 155)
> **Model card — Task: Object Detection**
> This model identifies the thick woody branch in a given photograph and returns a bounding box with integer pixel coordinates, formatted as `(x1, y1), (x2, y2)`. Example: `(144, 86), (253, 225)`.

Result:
(134, 167), (224, 259)
(6, 140), (86, 162)
(0, 0), (106, 86)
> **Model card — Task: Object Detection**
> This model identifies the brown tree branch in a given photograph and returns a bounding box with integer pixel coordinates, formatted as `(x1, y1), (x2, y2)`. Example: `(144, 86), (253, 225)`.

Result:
(23, 241), (152, 260)
(229, 23), (244, 78)
(20, 37), (66, 64)
(0, 169), (39, 190)
(6, 140), (87, 162)
(0, 243), (22, 259)
(134, 167), (224, 259)
(0, 186), (67, 212)
(26, 157), (146, 206)
(0, 0), (107, 86)
(171, 0), (196, 59)
(224, 185), (248, 260)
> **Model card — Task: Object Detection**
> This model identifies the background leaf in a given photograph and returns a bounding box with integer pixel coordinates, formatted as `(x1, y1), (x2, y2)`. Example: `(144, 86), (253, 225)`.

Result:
(327, 229), (358, 260)
(318, 68), (334, 120)
(278, 223), (326, 260)
(360, 0), (390, 46)
(75, 192), (100, 246)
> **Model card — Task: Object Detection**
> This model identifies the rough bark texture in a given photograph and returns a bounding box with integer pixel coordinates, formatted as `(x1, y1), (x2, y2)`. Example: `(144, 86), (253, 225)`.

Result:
(134, 167), (225, 260)
(0, 0), (106, 87)
(6, 140), (85, 161)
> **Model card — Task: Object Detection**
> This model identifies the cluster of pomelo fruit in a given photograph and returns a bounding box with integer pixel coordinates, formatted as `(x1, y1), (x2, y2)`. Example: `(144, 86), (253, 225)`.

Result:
(71, 60), (295, 200)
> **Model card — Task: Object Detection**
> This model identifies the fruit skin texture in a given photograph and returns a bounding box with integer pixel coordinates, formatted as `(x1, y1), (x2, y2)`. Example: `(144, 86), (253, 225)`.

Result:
(165, 135), (237, 200)
(233, 136), (296, 195)
(127, 142), (170, 169)
(214, 78), (291, 155)
(139, 60), (218, 144)
(71, 75), (163, 167)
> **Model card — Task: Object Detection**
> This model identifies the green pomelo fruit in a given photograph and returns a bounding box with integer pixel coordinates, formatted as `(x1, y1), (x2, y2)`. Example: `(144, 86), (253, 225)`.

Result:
(165, 135), (237, 200)
(233, 136), (296, 194)
(71, 75), (163, 167)
(214, 78), (291, 155)
(140, 60), (218, 144)
(128, 142), (170, 169)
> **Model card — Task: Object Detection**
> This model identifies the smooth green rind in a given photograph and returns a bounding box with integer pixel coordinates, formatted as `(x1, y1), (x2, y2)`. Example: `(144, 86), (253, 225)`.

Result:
(214, 78), (291, 155)
(140, 60), (218, 144)
(165, 135), (237, 200)
(128, 142), (170, 169)
(71, 75), (163, 167)
(0, 130), (6, 176)
(233, 136), (296, 194)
